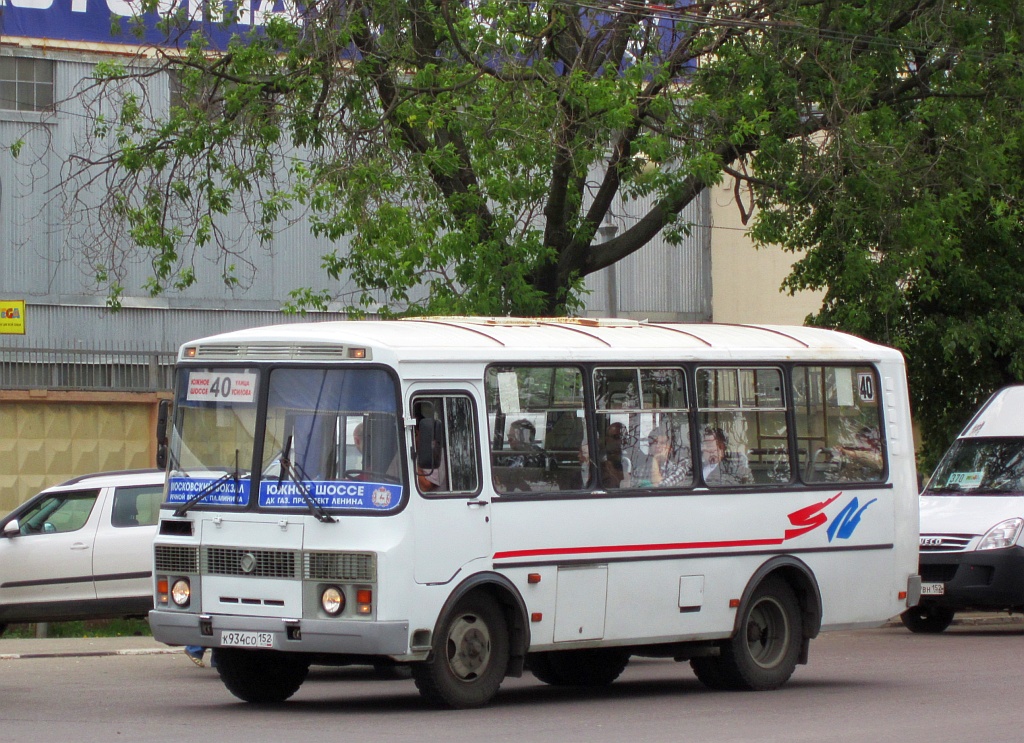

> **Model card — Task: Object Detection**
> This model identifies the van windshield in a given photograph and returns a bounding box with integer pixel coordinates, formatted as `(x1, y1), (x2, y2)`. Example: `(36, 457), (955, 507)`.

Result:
(926, 438), (1024, 495)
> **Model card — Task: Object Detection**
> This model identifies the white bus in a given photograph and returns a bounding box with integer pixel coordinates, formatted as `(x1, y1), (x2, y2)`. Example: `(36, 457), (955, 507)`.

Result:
(149, 318), (921, 708)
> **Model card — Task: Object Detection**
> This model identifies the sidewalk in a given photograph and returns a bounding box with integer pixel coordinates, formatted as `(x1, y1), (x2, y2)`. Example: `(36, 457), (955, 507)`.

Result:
(0, 635), (180, 660)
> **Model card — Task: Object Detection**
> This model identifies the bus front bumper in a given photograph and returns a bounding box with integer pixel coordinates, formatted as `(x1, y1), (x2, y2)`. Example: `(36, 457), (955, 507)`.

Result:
(149, 609), (412, 657)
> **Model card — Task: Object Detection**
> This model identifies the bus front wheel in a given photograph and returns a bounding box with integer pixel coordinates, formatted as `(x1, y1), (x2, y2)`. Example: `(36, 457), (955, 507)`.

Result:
(692, 576), (802, 691)
(215, 648), (310, 703)
(412, 593), (510, 709)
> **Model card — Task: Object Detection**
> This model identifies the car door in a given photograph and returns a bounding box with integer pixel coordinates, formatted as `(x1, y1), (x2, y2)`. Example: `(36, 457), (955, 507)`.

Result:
(91, 483), (164, 604)
(0, 487), (103, 615)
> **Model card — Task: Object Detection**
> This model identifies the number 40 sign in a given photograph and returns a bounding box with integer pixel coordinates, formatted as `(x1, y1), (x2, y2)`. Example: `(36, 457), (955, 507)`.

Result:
(186, 372), (259, 403)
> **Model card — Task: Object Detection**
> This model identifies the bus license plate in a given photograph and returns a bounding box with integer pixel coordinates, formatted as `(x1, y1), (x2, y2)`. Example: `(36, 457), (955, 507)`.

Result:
(920, 582), (945, 596)
(221, 631), (274, 648)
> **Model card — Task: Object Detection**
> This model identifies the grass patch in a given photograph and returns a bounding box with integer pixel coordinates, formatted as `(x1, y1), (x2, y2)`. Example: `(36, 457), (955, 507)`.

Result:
(1, 618), (152, 639)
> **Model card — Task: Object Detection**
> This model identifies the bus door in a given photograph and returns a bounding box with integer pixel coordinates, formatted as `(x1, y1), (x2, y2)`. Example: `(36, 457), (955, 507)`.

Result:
(410, 390), (491, 584)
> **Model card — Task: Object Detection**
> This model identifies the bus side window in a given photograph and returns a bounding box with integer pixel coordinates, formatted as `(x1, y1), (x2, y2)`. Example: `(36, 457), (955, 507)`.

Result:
(413, 394), (480, 495)
(792, 365), (885, 484)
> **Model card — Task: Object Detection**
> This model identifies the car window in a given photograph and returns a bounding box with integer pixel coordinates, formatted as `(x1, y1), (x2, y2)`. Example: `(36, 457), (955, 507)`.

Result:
(111, 485), (164, 528)
(18, 489), (100, 535)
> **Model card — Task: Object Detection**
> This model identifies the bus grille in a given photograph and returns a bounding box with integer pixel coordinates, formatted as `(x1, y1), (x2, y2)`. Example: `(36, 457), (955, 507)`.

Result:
(305, 552), (376, 582)
(204, 547), (298, 578)
(154, 545), (200, 574)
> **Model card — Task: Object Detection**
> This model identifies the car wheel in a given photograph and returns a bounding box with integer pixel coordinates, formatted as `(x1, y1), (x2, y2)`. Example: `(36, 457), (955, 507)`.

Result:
(900, 605), (955, 634)
(528, 648), (630, 686)
(215, 648), (309, 703)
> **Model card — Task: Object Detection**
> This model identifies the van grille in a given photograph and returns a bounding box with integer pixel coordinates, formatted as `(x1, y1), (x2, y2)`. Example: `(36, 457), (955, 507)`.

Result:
(920, 534), (973, 552)
(204, 547), (298, 578)
(305, 552), (376, 582)
(154, 545), (200, 574)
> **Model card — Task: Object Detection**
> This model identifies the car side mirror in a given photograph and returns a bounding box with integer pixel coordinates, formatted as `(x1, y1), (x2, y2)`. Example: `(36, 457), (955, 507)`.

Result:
(3, 519), (20, 537)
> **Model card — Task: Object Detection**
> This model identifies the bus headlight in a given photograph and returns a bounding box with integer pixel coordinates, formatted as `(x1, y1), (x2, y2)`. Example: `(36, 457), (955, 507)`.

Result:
(321, 586), (346, 616)
(171, 578), (191, 607)
(978, 518), (1024, 551)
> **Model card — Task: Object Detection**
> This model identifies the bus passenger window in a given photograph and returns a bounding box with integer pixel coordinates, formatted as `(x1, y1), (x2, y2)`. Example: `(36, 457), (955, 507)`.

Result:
(486, 366), (585, 494)
(595, 367), (691, 489)
(697, 367), (785, 486)
(793, 366), (885, 483)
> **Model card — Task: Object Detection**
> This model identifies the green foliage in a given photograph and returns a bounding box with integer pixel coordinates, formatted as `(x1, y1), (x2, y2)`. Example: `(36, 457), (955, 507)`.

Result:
(747, 0), (1024, 469)
(0, 619), (151, 639)
(73, 0), (1024, 461)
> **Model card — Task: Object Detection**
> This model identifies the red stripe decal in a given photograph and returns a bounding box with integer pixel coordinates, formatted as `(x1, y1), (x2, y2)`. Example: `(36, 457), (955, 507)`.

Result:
(492, 493), (842, 561)
(494, 537), (784, 560)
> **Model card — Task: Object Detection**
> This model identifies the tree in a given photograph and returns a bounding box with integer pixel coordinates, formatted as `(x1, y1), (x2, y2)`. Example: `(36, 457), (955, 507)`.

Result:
(53, 0), (1024, 458)
(745, 3), (1024, 468)
(65, 0), (1014, 319)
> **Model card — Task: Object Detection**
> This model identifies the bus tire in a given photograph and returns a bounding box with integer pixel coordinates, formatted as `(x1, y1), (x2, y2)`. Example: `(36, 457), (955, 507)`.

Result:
(528, 648), (630, 687)
(412, 593), (510, 709)
(714, 576), (803, 691)
(900, 605), (954, 634)
(215, 648), (310, 703)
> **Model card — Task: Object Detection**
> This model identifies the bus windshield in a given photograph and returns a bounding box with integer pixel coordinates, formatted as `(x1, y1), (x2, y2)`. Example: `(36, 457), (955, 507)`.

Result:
(926, 437), (1024, 495)
(168, 366), (404, 512)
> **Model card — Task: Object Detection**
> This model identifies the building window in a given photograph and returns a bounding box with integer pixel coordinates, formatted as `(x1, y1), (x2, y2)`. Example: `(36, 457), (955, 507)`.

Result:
(0, 57), (54, 112)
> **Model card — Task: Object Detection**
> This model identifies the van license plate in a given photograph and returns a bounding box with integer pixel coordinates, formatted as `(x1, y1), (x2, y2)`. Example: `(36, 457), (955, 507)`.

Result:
(920, 583), (945, 596)
(221, 631), (274, 648)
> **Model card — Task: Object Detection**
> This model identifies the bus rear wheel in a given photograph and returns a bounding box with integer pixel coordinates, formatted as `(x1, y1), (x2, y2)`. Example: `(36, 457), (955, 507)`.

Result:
(528, 648), (631, 686)
(692, 576), (802, 691)
(215, 648), (310, 703)
(900, 605), (954, 634)
(412, 593), (510, 709)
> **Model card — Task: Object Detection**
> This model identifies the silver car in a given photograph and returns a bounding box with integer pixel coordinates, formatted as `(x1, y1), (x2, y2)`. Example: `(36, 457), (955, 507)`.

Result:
(0, 469), (165, 634)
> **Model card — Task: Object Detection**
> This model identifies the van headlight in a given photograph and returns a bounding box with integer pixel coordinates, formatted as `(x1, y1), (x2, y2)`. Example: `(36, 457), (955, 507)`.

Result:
(978, 518), (1024, 551)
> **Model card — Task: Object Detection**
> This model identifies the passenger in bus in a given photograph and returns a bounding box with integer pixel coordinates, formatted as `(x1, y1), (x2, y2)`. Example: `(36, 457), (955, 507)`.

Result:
(637, 426), (690, 487)
(701, 427), (753, 486)
(599, 421), (633, 488)
(497, 419), (545, 492)
(577, 440), (595, 488)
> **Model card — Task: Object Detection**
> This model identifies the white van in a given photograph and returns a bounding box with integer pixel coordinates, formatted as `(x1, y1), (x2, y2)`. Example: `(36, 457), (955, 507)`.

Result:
(903, 385), (1024, 632)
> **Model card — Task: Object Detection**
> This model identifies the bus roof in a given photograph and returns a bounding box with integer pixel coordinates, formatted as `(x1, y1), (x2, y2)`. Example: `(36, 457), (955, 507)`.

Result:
(179, 317), (901, 364)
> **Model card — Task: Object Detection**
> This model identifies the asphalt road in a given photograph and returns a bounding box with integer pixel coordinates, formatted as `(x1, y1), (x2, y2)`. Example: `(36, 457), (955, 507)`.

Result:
(2, 620), (1022, 742)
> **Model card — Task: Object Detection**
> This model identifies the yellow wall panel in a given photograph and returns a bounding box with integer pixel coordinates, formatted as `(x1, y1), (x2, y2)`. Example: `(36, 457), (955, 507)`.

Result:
(0, 396), (163, 513)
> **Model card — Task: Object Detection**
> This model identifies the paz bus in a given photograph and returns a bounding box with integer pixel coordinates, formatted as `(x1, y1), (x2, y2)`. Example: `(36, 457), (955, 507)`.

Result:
(149, 317), (921, 708)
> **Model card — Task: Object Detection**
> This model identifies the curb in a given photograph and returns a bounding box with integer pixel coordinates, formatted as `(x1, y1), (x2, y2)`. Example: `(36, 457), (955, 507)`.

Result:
(0, 646), (182, 661)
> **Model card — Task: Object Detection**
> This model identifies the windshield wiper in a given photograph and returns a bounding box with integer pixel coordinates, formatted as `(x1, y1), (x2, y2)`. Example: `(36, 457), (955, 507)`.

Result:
(276, 436), (336, 524)
(173, 450), (244, 518)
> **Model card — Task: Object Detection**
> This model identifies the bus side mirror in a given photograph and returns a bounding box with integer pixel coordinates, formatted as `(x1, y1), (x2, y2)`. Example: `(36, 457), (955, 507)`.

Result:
(416, 418), (443, 469)
(156, 399), (171, 470)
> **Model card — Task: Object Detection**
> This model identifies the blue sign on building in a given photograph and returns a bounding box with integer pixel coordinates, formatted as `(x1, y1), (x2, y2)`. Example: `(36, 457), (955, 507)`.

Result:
(0, 0), (294, 49)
